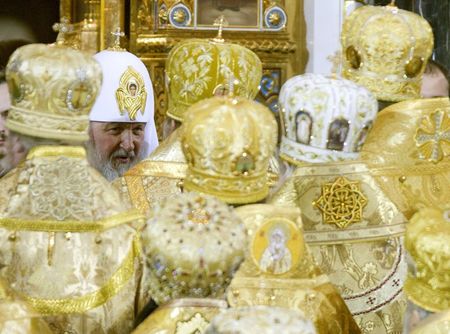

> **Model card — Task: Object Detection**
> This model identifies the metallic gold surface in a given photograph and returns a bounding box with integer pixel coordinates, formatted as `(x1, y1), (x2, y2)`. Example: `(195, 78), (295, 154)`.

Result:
(142, 193), (247, 305)
(165, 38), (262, 122)
(0, 146), (145, 333)
(410, 310), (450, 334)
(114, 125), (281, 214)
(361, 97), (450, 219)
(0, 279), (53, 334)
(228, 204), (360, 334)
(115, 66), (147, 120)
(5, 44), (102, 142)
(404, 208), (450, 313)
(114, 127), (186, 215)
(342, 4), (433, 102)
(182, 96), (277, 205)
(269, 162), (408, 333)
(132, 298), (228, 334)
(313, 176), (368, 229)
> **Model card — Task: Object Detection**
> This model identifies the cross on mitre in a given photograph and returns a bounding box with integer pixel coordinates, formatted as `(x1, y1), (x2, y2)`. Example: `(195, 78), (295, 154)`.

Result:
(213, 15), (229, 43)
(53, 17), (74, 45)
(109, 27), (125, 51)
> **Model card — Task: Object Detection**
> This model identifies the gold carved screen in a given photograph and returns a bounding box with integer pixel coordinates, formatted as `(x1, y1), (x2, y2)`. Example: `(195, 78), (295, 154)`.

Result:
(60, 0), (298, 140)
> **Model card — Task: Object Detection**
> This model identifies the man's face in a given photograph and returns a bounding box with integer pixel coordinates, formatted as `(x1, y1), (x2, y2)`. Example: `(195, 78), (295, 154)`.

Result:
(88, 121), (146, 181)
(421, 68), (449, 98)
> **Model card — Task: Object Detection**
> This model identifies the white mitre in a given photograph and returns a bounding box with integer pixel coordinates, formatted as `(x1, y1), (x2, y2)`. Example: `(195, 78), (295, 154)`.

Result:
(90, 49), (158, 156)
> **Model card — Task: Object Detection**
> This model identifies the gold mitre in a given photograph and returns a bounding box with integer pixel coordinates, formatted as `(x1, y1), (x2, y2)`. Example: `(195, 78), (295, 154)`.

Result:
(132, 298), (227, 334)
(404, 208), (450, 313)
(361, 97), (450, 219)
(279, 74), (378, 165)
(182, 96), (278, 204)
(142, 192), (247, 305)
(205, 306), (316, 334)
(227, 204), (360, 333)
(5, 43), (101, 142)
(410, 310), (450, 334)
(165, 37), (262, 122)
(341, 3), (433, 102)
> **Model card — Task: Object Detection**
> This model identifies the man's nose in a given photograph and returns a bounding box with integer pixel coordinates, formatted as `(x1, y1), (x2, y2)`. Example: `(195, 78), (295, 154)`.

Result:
(120, 129), (135, 152)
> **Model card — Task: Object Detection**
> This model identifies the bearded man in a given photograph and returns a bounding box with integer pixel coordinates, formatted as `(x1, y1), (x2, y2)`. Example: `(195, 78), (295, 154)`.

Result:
(88, 45), (158, 181)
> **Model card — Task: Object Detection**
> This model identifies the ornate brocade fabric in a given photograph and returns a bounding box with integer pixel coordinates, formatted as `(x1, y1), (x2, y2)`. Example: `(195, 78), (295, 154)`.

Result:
(361, 98), (450, 220)
(0, 146), (145, 334)
(227, 204), (360, 334)
(113, 128), (186, 215)
(132, 298), (228, 334)
(269, 162), (408, 334)
(0, 278), (52, 333)
(113, 127), (280, 214)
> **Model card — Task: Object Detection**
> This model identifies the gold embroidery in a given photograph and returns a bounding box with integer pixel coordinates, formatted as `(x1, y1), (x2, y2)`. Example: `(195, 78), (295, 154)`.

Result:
(115, 66), (147, 120)
(0, 210), (144, 232)
(23, 236), (141, 315)
(27, 145), (86, 159)
(313, 176), (368, 229)
(175, 312), (209, 334)
(414, 109), (450, 163)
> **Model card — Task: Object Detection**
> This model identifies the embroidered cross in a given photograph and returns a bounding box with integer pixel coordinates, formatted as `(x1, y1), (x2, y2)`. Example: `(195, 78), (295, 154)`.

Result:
(414, 109), (450, 163)
(367, 296), (376, 305)
(392, 278), (400, 287)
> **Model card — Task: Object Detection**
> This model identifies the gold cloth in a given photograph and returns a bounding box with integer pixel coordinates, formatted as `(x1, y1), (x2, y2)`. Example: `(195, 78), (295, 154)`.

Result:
(132, 298), (228, 334)
(227, 204), (360, 334)
(361, 97), (450, 219)
(114, 127), (280, 215)
(404, 208), (450, 313)
(410, 310), (450, 334)
(269, 162), (407, 333)
(0, 278), (52, 334)
(0, 145), (145, 333)
(113, 127), (186, 215)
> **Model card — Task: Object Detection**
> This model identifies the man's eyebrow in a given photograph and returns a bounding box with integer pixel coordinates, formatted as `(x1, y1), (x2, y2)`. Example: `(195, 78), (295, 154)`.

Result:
(103, 122), (124, 129)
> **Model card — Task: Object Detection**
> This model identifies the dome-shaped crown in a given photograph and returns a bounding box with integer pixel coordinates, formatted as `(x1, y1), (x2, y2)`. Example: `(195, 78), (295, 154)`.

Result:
(279, 73), (378, 164)
(143, 192), (247, 305)
(341, 4), (433, 102)
(166, 39), (262, 122)
(6, 44), (102, 142)
(182, 96), (277, 204)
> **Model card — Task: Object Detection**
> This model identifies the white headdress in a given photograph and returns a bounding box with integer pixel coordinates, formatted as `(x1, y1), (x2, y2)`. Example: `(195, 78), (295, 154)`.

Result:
(90, 50), (158, 156)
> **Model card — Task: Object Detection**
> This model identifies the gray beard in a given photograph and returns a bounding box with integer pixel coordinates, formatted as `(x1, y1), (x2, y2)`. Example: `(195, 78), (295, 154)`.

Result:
(86, 142), (143, 182)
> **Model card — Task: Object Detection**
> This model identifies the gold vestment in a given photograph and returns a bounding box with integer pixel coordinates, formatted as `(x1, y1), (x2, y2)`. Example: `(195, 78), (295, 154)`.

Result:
(361, 98), (450, 219)
(114, 127), (280, 215)
(269, 162), (407, 333)
(0, 146), (145, 333)
(132, 298), (227, 334)
(227, 204), (361, 334)
(0, 278), (52, 334)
